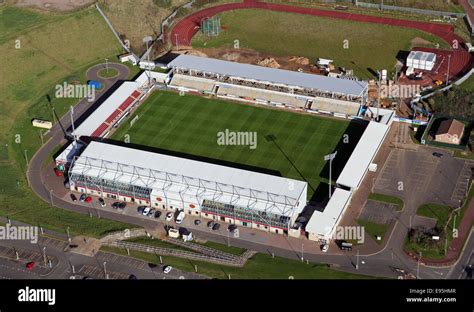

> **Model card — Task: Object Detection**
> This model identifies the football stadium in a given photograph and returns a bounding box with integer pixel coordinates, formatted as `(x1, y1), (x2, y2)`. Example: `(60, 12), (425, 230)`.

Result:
(56, 54), (393, 241)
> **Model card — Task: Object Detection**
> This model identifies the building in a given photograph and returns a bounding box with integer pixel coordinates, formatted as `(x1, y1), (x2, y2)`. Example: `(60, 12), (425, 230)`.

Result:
(119, 53), (139, 65)
(435, 119), (465, 145)
(406, 50), (437, 71)
(305, 114), (393, 242)
(166, 54), (367, 118)
(68, 141), (308, 235)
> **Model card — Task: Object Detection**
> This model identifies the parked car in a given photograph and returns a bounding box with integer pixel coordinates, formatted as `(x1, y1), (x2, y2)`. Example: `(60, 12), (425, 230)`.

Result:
(112, 202), (126, 209)
(137, 206), (146, 214)
(142, 207), (151, 216)
(321, 244), (329, 253)
(165, 212), (173, 222)
(434, 79), (443, 86)
(26, 261), (35, 270)
(147, 208), (156, 217)
(432, 152), (443, 158)
(228, 224), (237, 233)
(79, 194), (87, 202)
(154, 211), (161, 219)
(163, 265), (172, 274)
(212, 223), (221, 231)
(53, 168), (63, 177)
(194, 219), (201, 226)
(85, 196), (92, 203)
(98, 198), (106, 208)
(175, 211), (185, 224)
(70, 194), (77, 202)
(207, 221), (215, 229)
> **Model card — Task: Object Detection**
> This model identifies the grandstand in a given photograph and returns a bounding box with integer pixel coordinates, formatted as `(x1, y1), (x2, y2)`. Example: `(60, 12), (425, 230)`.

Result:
(167, 55), (367, 118)
(305, 117), (393, 243)
(68, 141), (308, 234)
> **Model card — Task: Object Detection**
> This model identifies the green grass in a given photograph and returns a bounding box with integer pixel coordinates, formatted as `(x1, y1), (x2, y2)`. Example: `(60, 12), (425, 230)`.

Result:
(125, 236), (246, 255)
(125, 237), (192, 251)
(459, 75), (474, 92)
(111, 91), (352, 199)
(200, 240), (245, 256)
(368, 193), (404, 211)
(98, 67), (119, 79)
(0, 5), (136, 238)
(356, 219), (390, 244)
(101, 245), (376, 279)
(416, 203), (453, 228)
(191, 9), (449, 79)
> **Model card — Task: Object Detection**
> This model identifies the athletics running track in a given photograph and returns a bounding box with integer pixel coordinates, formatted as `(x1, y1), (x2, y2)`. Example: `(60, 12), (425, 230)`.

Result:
(171, 0), (473, 82)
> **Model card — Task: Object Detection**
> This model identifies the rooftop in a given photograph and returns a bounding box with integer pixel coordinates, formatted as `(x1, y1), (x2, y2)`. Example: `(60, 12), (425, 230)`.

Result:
(167, 54), (368, 97)
(70, 141), (307, 215)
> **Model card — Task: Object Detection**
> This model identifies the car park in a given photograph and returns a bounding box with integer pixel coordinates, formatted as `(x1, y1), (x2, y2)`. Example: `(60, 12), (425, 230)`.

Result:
(79, 194), (87, 202)
(163, 265), (172, 274)
(98, 198), (106, 207)
(194, 219), (201, 226)
(212, 223), (221, 231)
(112, 202), (126, 209)
(207, 221), (215, 229)
(85, 196), (92, 203)
(70, 194), (77, 202)
(137, 206), (146, 214)
(432, 152), (443, 158)
(165, 212), (173, 221)
(142, 207), (151, 216)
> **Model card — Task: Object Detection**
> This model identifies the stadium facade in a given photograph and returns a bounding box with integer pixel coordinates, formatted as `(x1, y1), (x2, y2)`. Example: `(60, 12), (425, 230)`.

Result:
(68, 141), (307, 234)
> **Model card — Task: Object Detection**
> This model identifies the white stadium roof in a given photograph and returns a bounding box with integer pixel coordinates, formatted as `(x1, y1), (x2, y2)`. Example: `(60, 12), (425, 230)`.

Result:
(305, 188), (352, 238)
(74, 81), (139, 137)
(336, 121), (389, 189)
(70, 141), (307, 216)
(167, 55), (368, 97)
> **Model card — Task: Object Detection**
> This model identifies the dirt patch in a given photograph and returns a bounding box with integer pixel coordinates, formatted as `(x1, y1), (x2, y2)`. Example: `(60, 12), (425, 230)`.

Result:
(256, 57), (280, 68)
(192, 47), (327, 74)
(411, 36), (437, 48)
(15, 0), (95, 11)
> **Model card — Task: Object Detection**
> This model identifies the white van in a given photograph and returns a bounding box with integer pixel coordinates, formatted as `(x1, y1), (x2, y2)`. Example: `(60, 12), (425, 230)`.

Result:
(168, 228), (180, 238)
(175, 211), (185, 224)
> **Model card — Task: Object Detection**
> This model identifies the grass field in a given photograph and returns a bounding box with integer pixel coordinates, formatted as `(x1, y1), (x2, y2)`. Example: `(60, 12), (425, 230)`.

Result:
(101, 245), (376, 279)
(356, 219), (390, 244)
(111, 91), (352, 199)
(191, 9), (450, 79)
(0, 5), (135, 237)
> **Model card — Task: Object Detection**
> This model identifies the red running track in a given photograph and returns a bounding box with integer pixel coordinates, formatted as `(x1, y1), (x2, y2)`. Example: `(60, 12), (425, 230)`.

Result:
(171, 0), (473, 81)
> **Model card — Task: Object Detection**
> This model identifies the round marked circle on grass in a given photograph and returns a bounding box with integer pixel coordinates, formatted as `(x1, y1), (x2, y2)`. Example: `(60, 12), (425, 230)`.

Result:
(98, 67), (119, 79)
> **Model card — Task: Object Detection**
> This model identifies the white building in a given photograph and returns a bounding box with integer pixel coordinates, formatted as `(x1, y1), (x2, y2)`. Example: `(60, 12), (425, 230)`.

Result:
(406, 51), (437, 71)
(68, 141), (308, 234)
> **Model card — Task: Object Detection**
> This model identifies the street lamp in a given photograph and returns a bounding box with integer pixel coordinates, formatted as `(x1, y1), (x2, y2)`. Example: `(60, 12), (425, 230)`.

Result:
(143, 36), (153, 88)
(103, 261), (107, 279)
(105, 58), (109, 73)
(324, 151), (338, 198)
(446, 54), (451, 86)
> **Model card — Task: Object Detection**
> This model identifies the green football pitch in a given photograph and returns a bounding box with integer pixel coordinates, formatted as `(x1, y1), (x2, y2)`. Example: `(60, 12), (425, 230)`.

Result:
(111, 91), (356, 199)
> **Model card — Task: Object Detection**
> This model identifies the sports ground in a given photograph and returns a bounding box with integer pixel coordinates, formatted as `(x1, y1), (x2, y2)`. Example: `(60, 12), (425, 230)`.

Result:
(111, 91), (351, 198)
